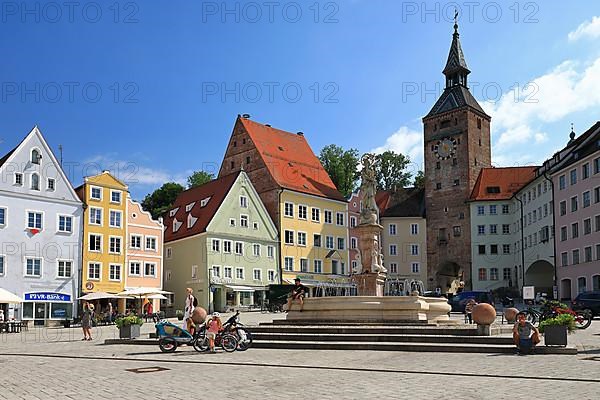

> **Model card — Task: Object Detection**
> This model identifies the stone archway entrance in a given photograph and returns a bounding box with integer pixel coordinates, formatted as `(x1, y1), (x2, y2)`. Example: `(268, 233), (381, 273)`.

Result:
(435, 262), (463, 294)
(525, 260), (554, 297)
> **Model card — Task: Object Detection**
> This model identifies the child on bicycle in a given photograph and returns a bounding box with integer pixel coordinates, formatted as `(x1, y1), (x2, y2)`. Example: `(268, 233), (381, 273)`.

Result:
(206, 312), (223, 353)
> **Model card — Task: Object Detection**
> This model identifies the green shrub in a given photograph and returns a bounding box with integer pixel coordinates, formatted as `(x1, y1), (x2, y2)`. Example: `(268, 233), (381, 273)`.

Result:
(539, 313), (575, 333)
(115, 314), (143, 329)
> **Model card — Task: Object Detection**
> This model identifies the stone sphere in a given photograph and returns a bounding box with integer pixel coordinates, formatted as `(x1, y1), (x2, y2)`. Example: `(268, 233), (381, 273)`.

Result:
(190, 307), (207, 324)
(504, 307), (519, 323)
(472, 303), (496, 325)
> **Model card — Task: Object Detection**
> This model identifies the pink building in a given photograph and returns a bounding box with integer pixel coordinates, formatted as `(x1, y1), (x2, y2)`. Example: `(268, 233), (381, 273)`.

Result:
(125, 196), (164, 311)
(348, 192), (360, 273)
(550, 122), (600, 300)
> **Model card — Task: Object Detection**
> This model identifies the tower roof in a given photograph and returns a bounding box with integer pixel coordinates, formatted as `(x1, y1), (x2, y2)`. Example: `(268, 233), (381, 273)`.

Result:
(443, 23), (470, 76)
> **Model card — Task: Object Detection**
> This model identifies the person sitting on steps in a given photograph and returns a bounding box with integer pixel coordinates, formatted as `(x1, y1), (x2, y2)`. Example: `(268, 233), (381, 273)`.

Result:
(513, 311), (540, 355)
(285, 277), (307, 312)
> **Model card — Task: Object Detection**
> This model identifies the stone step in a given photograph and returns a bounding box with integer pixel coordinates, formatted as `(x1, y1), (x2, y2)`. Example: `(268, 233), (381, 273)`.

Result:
(252, 340), (578, 354)
(103, 338), (576, 354)
(251, 332), (515, 345)
(251, 326), (501, 336)
(265, 320), (434, 326)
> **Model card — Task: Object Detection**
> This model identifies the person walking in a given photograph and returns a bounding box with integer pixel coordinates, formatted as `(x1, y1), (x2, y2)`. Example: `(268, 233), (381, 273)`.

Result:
(464, 298), (477, 324)
(107, 302), (114, 324)
(81, 301), (93, 341)
(183, 288), (196, 333)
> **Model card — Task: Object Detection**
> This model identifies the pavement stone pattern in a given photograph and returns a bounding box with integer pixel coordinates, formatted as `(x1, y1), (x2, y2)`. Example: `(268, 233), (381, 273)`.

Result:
(1, 313), (599, 399)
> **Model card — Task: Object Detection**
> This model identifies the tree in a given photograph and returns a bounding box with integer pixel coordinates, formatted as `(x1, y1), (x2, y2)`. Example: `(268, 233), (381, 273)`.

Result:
(319, 144), (360, 198)
(413, 170), (425, 188)
(141, 182), (184, 220)
(187, 170), (214, 188)
(374, 150), (412, 191)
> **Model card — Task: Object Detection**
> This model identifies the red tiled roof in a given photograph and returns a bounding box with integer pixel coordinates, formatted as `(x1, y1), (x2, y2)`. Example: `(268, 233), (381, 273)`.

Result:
(163, 171), (240, 243)
(239, 118), (346, 202)
(469, 167), (538, 201)
(376, 191), (392, 214)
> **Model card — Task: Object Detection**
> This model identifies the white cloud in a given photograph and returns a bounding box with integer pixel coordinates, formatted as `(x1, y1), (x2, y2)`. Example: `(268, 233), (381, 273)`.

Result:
(484, 56), (600, 159)
(83, 155), (189, 188)
(371, 126), (424, 173)
(568, 16), (600, 41)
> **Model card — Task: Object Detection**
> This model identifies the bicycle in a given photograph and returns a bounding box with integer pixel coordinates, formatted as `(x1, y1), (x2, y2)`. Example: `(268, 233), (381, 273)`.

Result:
(522, 301), (592, 329)
(193, 324), (238, 353)
(222, 311), (253, 351)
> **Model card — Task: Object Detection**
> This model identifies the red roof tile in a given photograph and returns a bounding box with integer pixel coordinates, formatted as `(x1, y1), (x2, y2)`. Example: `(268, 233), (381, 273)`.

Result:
(469, 167), (538, 201)
(239, 118), (346, 202)
(163, 171), (240, 243)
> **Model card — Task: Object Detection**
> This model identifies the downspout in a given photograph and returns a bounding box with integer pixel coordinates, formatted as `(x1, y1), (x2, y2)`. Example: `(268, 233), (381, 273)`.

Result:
(543, 171), (558, 299)
(515, 195), (525, 292)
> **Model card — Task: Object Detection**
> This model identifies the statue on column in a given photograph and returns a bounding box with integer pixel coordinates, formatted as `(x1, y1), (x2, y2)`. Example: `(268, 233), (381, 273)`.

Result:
(356, 153), (386, 275)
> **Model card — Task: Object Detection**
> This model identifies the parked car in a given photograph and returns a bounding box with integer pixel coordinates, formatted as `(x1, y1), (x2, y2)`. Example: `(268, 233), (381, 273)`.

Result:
(448, 291), (495, 312)
(571, 291), (600, 317)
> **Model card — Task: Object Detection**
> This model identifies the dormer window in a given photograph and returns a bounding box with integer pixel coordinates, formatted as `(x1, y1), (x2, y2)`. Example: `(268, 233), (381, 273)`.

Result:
(31, 173), (40, 190)
(486, 186), (500, 194)
(31, 149), (41, 164)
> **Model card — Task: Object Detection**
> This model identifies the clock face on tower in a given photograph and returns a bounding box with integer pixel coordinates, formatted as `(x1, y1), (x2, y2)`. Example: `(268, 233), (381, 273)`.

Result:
(434, 137), (457, 160)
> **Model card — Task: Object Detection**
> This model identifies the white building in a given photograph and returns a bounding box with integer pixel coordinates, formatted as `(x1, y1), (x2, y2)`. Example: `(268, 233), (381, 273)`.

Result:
(0, 127), (83, 325)
(469, 167), (537, 292)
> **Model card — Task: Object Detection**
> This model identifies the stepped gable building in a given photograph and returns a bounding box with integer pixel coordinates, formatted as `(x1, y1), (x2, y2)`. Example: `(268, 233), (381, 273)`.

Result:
(423, 22), (492, 292)
(218, 115), (350, 291)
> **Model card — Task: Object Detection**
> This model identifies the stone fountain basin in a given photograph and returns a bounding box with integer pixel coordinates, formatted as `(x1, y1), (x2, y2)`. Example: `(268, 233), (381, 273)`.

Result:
(286, 296), (451, 323)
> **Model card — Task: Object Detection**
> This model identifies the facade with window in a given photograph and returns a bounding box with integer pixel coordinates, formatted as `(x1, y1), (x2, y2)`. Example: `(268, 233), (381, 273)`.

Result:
(76, 171), (128, 312)
(469, 167), (537, 292)
(217, 116), (349, 294)
(162, 171), (278, 313)
(0, 127), (83, 325)
(513, 173), (555, 298)
(125, 196), (164, 312)
(378, 188), (427, 289)
(548, 122), (600, 299)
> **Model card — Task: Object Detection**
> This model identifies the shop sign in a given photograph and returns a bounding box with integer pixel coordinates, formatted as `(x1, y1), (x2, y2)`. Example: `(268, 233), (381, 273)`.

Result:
(24, 292), (71, 302)
(85, 282), (94, 290)
(211, 277), (233, 285)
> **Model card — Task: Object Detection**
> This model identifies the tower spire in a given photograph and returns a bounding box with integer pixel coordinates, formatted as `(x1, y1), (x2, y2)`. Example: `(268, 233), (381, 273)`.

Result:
(443, 14), (470, 88)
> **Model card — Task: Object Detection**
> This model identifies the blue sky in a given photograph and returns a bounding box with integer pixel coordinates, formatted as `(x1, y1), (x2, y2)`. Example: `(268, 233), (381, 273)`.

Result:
(0, 1), (599, 200)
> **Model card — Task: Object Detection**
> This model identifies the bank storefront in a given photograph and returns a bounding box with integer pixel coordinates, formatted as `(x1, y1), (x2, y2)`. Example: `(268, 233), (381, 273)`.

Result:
(22, 292), (73, 325)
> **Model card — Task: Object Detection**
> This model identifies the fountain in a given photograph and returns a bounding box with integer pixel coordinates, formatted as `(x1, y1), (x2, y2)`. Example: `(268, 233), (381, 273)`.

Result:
(286, 154), (451, 323)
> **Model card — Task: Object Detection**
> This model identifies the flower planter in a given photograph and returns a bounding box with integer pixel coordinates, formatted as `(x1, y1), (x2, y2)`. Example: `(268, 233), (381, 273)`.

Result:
(544, 325), (568, 347)
(119, 324), (141, 339)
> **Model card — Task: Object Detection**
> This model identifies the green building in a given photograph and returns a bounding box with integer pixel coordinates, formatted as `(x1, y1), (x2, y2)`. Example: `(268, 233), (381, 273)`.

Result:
(162, 171), (279, 312)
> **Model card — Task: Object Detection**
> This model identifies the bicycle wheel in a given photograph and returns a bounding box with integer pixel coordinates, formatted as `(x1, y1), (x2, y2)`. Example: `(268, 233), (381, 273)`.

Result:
(158, 337), (178, 353)
(575, 310), (592, 329)
(236, 327), (253, 351)
(523, 310), (538, 325)
(193, 336), (209, 352)
(220, 334), (238, 352)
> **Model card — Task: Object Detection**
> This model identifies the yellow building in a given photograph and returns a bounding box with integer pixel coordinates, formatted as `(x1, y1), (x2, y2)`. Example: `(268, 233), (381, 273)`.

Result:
(76, 172), (128, 311)
(279, 190), (349, 291)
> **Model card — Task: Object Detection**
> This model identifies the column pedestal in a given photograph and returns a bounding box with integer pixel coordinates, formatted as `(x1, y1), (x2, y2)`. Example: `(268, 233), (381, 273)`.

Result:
(351, 272), (386, 296)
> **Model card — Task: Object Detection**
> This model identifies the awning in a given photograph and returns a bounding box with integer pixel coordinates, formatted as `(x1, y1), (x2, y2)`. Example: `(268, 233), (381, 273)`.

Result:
(78, 292), (131, 300)
(225, 285), (257, 292)
(0, 288), (23, 303)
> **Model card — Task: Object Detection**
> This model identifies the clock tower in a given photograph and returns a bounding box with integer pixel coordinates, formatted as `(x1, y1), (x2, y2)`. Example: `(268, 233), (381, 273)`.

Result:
(423, 22), (491, 293)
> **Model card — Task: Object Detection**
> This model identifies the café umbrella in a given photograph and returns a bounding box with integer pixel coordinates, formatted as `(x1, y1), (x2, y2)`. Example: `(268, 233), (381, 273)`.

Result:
(117, 288), (172, 314)
(77, 292), (131, 301)
(0, 288), (23, 303)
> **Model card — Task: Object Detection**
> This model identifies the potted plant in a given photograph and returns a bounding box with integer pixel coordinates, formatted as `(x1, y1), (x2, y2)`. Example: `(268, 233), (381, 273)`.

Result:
(115, 314), (144, 339)
(539, 313), (575, 346)
(176, 310), (184, 321)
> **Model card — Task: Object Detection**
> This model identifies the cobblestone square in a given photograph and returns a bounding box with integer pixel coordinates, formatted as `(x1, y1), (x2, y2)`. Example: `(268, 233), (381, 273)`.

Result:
(2, 313), (600, 399)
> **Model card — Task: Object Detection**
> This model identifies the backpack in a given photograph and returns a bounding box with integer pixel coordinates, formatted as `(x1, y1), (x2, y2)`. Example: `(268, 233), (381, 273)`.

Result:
(193, 296), (198, 307)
